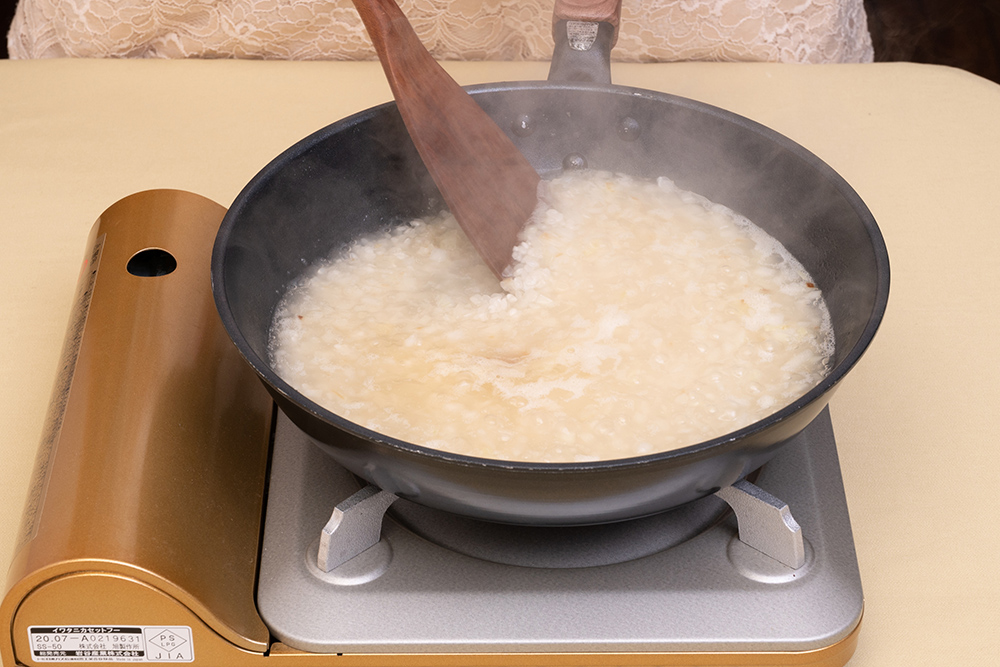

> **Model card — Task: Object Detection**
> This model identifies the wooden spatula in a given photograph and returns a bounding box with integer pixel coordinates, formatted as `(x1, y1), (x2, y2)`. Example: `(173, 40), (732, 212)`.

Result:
(352, 0), (541, 280)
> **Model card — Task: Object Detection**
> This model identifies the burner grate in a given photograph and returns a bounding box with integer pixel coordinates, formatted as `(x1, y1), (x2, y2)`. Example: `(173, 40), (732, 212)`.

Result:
(258, 407), (862, 656)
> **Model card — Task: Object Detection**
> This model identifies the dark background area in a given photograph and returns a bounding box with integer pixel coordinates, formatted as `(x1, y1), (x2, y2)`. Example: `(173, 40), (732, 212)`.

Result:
(866, 0), (1000, 82)
(1, 0), (999, 84)
(2, 0), (13, 58)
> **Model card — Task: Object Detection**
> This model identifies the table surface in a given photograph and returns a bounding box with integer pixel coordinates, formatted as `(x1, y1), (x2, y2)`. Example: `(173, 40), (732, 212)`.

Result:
(2, 58), (999, 666)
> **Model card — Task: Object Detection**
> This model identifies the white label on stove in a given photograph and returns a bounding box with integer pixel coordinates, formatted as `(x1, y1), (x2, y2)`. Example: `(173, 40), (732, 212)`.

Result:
(27, 626), (194, 662)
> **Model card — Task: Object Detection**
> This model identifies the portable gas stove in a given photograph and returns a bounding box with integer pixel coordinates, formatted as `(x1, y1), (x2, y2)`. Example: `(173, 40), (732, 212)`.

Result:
(1, 191), (862, 666)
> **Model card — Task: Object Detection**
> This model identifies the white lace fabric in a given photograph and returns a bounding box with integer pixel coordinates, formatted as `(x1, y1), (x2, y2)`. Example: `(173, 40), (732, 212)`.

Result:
(7, 0), (873, 64)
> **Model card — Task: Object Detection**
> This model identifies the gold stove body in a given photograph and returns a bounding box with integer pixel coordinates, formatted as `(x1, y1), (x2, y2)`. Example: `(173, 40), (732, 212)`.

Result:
(1, 192), (859, 667)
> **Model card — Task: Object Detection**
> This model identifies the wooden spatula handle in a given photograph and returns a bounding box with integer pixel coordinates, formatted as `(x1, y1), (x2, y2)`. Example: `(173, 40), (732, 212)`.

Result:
(352, 0), (424, 72)
(352, 0), (541, 279)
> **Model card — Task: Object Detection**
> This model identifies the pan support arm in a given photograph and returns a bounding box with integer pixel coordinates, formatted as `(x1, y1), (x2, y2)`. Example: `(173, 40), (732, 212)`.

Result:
(317, 485), (398, 572)
(715, 479), (806, 569)
(317, 479), (805, 572)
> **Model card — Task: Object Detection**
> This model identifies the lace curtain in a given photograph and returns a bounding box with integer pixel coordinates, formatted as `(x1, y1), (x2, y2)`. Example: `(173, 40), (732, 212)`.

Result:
(7, 0), (873, 63)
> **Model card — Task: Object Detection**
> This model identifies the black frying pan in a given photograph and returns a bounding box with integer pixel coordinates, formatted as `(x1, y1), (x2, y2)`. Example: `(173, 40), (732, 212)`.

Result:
(211, 9), (889, 526)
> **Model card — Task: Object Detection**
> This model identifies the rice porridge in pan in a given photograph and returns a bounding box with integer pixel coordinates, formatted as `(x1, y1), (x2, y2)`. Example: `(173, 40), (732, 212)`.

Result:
(269, 170), (834, 463)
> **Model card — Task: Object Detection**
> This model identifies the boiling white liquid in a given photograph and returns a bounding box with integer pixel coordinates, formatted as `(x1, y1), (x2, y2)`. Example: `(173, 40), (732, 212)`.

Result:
(270, 170), (833, 462)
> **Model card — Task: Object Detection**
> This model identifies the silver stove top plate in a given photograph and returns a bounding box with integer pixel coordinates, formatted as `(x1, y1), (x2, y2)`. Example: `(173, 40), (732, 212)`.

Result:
(257, 408), (863, 655)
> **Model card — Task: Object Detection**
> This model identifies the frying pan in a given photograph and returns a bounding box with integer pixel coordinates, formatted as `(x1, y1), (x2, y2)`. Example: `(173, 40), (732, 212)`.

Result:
(211, 5), (889, 526)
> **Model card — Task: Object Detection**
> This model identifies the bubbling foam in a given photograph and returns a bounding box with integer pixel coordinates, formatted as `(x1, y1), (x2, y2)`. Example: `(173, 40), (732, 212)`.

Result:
(269, 170), (833, 462)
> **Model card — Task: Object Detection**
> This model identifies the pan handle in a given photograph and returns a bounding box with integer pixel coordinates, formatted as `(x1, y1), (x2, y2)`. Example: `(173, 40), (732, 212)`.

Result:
(548, 0), (623, 84)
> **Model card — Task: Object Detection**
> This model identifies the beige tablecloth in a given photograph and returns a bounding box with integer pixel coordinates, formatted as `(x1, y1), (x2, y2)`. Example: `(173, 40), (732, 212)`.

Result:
(2, 59), (999, 665)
